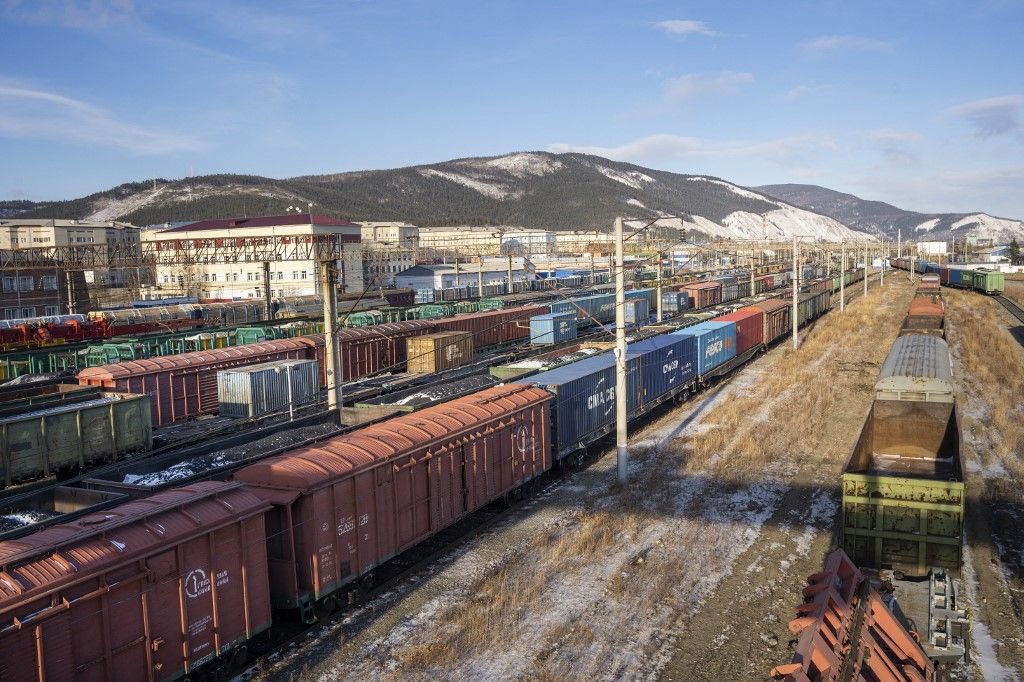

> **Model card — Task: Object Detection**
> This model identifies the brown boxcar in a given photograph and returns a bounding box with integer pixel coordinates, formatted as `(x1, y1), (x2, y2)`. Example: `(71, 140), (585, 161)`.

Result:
(433, 305), (546, 349)
(681, 281), (722, 309)
(0, 481), (271, 682)
(748, 299), (791, 345)
(232, 383), (551, 615)
(77, 337), (316, 426)
(334, 320), (437, 379)
(406, 331), (474, 374)
(716, 307), (765, 356)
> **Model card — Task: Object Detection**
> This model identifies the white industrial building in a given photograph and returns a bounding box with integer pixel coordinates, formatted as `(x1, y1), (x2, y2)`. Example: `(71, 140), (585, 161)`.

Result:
(0, 218), (141, 286)
(359, 222), (419, 287)
(916, 241), (948, 256)
(144, 214), (362, 300)
(395, 260), (534, 291)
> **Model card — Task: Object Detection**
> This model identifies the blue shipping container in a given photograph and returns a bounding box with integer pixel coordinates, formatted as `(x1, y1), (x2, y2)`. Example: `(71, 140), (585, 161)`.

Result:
(530, 312), (578, 345)
(949, 269), (963, 286)
(517, 352), (641, 457)
(628, 335), (696, 408)
(671, 320), (736, 376)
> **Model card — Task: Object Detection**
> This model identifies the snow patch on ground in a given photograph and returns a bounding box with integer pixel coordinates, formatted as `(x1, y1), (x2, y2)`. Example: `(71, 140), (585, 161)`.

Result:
(914, 218), (940, 232)
(418, 168), (518, 200)
(962, 544), (1021, 681)
(724, 207), (867, 242)
(951, 213), (1024, 242)
(626, 198), (647, 208)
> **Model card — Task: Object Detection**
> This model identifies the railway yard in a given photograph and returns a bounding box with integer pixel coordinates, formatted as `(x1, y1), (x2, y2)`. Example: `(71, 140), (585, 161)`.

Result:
(0, 255), (1020, 681)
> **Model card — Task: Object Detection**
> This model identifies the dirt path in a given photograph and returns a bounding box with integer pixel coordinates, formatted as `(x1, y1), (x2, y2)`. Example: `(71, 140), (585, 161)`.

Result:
(259, 279), (916, 681)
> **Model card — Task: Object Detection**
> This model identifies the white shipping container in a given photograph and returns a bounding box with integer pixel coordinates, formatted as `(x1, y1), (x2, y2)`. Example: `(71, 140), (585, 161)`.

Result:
(217, 359), (319, 418)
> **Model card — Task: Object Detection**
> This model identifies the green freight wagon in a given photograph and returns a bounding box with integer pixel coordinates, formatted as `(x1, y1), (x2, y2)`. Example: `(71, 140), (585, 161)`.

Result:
(970, 269), (1004, 295)
(0, 392), (153, 487)
(841, 400), (964, 576)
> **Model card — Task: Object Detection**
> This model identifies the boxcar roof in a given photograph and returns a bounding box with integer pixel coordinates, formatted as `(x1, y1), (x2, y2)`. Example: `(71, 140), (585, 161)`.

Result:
(0, 481), (268, 600)
(879, 334), (952, 381)
(233, 383), (551, 491)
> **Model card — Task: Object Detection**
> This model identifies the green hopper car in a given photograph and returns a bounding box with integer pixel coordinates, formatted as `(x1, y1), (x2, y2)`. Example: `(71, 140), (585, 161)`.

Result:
(841, 400), (964, 576)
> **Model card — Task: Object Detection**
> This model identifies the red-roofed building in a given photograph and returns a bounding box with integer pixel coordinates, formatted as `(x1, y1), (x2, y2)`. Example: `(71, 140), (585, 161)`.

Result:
(142, 213), (363, 300)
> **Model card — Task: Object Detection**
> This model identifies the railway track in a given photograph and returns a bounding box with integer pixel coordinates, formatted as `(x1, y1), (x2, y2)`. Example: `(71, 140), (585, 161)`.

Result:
(994, 295), (1024, 325)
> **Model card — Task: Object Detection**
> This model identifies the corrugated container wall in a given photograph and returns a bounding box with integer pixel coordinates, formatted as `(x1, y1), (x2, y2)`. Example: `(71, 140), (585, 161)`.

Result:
(518, 352), (641, 458)
(682, 281), (722, 309)
(672, 321), (737, 376)
(624, 298), (649, 324)
(716, 308), (765, 356)
(217, 359), (320, 418)
(406, 331), (475, 373)
(529, 313), (577, 345)
(628, 335), (696, 408)
(660, 291), (690, 314)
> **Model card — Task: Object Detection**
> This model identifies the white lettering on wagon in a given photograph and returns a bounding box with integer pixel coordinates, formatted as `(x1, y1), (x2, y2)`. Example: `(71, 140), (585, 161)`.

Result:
(705, 340), (723, 358)
(184, 569), (210, 599)
(338, 516), (356, 535)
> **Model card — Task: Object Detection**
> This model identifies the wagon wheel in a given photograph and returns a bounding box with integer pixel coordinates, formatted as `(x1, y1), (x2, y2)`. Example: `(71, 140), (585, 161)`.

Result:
(313, 595), (337, 622)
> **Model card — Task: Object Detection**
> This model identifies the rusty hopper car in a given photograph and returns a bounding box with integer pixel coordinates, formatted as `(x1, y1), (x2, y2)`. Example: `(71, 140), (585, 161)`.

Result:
(233, 383), (551, 619)
(0, 481), (272, 681)
(841, 400), (964, 576)
(875, 335), (953, 403)
(901, 296), (945, 338)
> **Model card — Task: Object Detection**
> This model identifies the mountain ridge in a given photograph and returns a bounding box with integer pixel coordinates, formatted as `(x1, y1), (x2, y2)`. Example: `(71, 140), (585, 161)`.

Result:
(7, 152), (866, 241)
(756, 183), (1024, 243)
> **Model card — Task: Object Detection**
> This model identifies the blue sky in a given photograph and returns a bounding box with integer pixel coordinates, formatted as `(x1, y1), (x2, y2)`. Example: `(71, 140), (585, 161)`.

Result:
(1, 0), (1023, 217)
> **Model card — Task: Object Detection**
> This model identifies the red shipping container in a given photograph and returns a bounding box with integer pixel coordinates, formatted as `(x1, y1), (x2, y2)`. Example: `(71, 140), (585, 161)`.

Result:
(716, 307), (765, 356)
(233, 384), (551, 613)
(0, 482), (272, 681)
(433, 305), (547, 349)
(681, 281), (722, 309)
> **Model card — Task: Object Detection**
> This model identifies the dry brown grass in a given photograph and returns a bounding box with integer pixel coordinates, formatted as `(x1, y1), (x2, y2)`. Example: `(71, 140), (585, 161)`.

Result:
(353, 279), (917, 680)
(944, 289), (1024, 500)
(1004, 278), (1024, 308)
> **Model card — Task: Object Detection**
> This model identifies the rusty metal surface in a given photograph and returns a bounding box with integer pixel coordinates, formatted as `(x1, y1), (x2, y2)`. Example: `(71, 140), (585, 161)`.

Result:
(233, 383), (551, 607)
(770, 548), (935, 682)
(0, 481), (272, 681)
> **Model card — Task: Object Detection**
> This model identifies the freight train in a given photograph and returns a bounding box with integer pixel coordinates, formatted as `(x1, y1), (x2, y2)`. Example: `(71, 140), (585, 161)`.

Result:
(773, 284), (965, 680)
(0, 266), (856, 681)
(891, 257), (1005, 295)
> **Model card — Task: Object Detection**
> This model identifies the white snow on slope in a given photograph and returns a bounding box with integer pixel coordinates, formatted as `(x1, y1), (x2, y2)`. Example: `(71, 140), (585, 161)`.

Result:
(915, 218), (939, 232)
(462, 152), (564, 178)
(84, 183), (303, 222)
(626, 198), (647, 208)
(418, 168), (518, 200)
(592, 164), (655, 190)
(951, 213), (1024, 242)
(687, 176), (768, 202)
(87, 186), (168, 222)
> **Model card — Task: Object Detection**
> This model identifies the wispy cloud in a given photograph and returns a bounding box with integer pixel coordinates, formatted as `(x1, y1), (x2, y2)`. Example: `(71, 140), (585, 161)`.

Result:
(945, 94), (1022, 138)
(800, 35), (892, 51)
(1, 0), (139, 30)
(853, 166), (1024, 217)
(783, 83), (831, 100)
(548, 132), (837, 166)
(866, 128), (922, 165)
(0, 78), (201, 154)
(663, 71), (753, 104)
(653, 19), (718, 37)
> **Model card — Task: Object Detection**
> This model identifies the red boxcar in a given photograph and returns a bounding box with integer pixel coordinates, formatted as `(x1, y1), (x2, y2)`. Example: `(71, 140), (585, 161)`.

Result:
(748, 299), (791, 345)
(78, 337), (318, 426)
(433, 305), (547, 349)
(681, 281), (722, 309)
(334, 320), (437, 379)
(0, 482), (272, 682)
(233, 383), (551, 613)
(716, 308), (765, 356)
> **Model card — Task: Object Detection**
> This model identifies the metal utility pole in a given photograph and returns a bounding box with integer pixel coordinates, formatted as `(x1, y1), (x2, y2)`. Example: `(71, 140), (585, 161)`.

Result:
(614, 217), (628, 484)
(840, 240), (845, 312)
(791, 236), (799, 350)
(65, 273), (75, 314)
(507, 255), (514, 295)
(862, 242), (868, 296)
(656, 251), (663, 323)
(750, 254), (755, 296)
(477, 258), (484, 297)
(898, 229), (902, 259)
(320, 260), (341, 414)
(590, 251), (596, 281)
(263, 261), (274, 320)
(454, 258), (461, 288)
